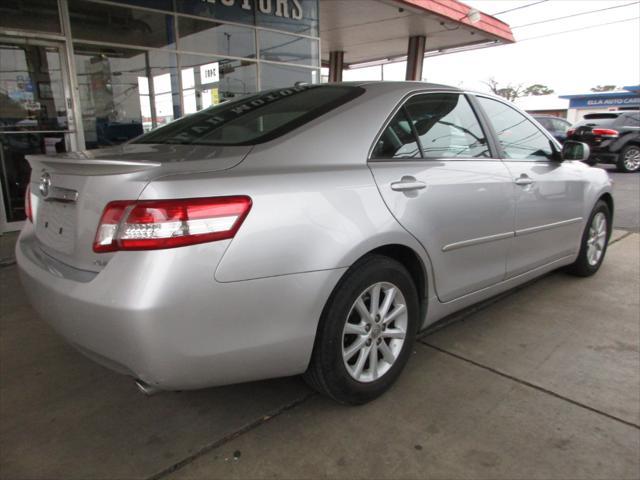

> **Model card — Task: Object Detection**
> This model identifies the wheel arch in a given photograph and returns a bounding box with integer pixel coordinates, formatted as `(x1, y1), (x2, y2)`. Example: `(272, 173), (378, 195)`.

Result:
(599, 192), (614, 219)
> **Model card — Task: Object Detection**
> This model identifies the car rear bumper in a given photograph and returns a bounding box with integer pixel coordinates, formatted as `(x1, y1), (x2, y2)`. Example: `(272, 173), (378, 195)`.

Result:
(16, 224), (345, 390)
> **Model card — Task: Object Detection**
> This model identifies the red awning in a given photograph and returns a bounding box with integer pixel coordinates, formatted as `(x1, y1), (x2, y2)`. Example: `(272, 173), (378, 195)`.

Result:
(320, 0), (515, 67)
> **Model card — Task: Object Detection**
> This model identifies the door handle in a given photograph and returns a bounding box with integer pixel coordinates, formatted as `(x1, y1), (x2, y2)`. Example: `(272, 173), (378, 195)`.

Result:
(514, 174), (534, 186)
(391, 176), (427, 192)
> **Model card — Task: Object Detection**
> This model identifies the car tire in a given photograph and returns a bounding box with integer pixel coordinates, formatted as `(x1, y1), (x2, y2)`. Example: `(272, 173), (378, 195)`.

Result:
(566, 200), (611, 277)
(304, 255), (419, 405)
(616, 144), (640, 173)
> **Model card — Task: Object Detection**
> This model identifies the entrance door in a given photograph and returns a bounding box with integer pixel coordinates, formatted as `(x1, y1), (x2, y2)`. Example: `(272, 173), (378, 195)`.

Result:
(0, 38), (77, 233)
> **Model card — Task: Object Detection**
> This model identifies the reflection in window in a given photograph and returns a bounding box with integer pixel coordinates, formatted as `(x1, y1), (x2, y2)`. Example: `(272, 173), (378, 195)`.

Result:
(0, 0), (61, 33)
(74, 44), (179, 148)
(69, 0), (176, 50)
(0, 44), (68, 132)
(177, 17), (256, 59)
(255, 0), (319, 36)
(179, 55), (257, 113)
(404, 94), (489, 159)
(260, 63), (318, 90)
(259, 30), (319, 66)
(477, 96), (552, 161)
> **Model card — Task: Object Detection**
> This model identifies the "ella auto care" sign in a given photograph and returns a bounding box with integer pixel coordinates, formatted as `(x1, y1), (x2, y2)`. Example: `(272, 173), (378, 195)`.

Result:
(201, 0), (304, 20)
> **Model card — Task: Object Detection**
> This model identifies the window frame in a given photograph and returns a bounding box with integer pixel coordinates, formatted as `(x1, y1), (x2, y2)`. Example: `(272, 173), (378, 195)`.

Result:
(471, 93), (561, 163)
(368, 90), (498, 162)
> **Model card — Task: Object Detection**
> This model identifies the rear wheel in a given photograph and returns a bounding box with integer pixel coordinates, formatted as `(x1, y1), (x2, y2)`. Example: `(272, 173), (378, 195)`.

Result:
(616, 144), (640, 173)
(566, 200), (611, 277)
(304, 255), (419, 405)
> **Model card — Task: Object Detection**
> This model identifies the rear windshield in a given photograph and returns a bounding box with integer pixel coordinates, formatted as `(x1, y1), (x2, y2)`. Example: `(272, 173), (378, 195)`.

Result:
(576, 111), (639, 128)
(575, 114), (618, 127)
(135, 85), (364, 146)
(583, 113), (619, 120)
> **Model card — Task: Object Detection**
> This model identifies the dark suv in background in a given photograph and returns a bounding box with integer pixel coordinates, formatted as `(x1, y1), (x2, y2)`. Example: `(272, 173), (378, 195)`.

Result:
(567, 111), (640, 173)
(534, 115), (572, 143)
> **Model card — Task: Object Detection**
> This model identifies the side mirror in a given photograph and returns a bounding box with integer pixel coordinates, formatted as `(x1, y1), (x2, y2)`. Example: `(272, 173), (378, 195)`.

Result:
(562, 141), (590, 162)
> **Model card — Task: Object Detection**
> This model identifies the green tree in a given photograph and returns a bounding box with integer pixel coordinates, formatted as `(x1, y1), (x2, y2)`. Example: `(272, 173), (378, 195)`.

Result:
(523, 84), (555, 96)
(484, 78), (523, 101)
(590, 85), (617, 92)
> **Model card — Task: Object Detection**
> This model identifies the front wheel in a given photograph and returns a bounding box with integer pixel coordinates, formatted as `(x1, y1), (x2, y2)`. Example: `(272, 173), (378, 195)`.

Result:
(304, 255), (419, 405)
(616, 144), (640, 173)
(566, 200), (611, 277)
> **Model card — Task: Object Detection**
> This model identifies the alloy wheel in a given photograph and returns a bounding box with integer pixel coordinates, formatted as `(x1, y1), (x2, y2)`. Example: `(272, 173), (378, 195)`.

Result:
(586, 212), (607, 266)
(342, 282), (408, 383)
(623, 147), (640, 171)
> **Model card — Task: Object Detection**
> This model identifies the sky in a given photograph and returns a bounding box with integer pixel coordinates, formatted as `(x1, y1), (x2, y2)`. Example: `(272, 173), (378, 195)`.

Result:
(342, 0), (640, 95)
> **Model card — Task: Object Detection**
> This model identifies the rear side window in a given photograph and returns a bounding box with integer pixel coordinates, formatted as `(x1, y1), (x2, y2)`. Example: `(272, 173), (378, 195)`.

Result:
(405, 93), (489, 159)
(371, 109), (421, 159)
(477, 96), (553, 161)
(372, 93), (489, 160)
(135, 85), (364, 146)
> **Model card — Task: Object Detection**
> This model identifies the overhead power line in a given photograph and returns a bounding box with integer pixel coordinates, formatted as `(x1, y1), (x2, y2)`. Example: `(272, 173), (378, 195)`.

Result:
(512, 1), (640, 29)
(491, 0), (549, 16)
(518, 16), (640, 42)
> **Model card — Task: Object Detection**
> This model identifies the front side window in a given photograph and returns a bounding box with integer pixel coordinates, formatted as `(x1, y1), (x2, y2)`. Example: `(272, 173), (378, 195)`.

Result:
(404, 93), (490, 159)
(372, 109), (421, 159)
(136, 85), (363, 146)
(477, 96), (553, 161)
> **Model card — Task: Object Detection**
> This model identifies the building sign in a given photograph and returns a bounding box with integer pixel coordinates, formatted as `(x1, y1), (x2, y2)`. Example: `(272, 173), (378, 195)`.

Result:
(569, 95), (640, 109)
(200, 0), (303, 20)
(200, 62), (220, 85)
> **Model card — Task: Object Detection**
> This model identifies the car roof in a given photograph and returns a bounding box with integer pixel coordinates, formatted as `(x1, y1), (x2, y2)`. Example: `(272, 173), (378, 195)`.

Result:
(333, 81), (461, 92)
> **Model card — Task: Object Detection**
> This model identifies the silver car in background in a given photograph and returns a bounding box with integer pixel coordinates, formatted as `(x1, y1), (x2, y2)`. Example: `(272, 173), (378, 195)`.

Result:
(17, 82), (613, 404)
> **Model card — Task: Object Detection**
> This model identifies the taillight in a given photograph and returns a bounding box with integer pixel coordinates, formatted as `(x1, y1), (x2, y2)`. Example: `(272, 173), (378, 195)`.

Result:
(567, 128), (575, 138)
(592, 128), (619, 138)
(25, 184), (33, 223)
(93, 196), (252, 253)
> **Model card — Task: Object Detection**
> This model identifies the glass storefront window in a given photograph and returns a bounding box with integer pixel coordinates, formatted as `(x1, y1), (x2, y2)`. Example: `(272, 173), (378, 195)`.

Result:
(74, 44), (180, 148)
(179, 54), (257, 112)
(259, 63), (318, 90)
(106, 0), (173, 11)
(0, 0), (62, 34)
(259, 30), (319, 66)
(177, 17), (256, 59)
(177, 0), (256, 26)
(255, 0), (319, 36)
(68, 0), (176, 50)
(0, 43), (68, 132)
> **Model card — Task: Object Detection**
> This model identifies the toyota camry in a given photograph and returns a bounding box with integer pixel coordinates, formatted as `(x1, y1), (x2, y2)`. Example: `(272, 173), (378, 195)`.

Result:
(17, 82), (613, 404)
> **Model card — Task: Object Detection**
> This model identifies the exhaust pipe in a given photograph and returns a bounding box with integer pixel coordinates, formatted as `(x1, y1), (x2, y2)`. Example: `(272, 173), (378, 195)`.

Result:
(135, 379), (162, 396)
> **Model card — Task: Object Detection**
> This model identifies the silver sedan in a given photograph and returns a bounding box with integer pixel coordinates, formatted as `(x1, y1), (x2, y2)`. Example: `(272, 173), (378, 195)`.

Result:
(17, 82), (613, 404)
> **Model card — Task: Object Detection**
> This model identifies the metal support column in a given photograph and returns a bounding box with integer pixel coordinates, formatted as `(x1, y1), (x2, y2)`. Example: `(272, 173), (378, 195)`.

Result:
(328, 51), (344, 83)
(405, 36), (426, 81)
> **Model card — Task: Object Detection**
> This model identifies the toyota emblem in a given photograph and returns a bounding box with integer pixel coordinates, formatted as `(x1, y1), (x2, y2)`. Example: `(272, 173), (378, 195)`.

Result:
(39, 172), (51, 197)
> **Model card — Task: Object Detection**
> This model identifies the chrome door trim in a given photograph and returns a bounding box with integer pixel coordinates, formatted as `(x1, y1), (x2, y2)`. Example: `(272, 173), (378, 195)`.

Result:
(442, 231), (514, 252)
(515, 217), (583, 237)
(43, 186), (79, 203)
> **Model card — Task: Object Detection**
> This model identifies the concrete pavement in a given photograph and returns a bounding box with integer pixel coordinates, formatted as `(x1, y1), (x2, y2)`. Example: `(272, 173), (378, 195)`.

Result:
(1, 233), (638, 479)
(167, 233), (640, 480)
(603, 165), (640, 232)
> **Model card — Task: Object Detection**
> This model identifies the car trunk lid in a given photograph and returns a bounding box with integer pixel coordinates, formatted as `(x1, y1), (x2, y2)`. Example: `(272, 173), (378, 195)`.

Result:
(26, 143), (251, 272)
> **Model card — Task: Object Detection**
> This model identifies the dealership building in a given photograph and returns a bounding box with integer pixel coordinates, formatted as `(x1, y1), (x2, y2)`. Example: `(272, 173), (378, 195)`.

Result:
(0, 0), (513, 232)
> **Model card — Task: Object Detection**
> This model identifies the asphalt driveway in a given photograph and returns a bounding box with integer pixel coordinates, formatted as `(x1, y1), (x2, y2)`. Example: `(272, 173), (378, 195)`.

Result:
(1, 227), (638, 479)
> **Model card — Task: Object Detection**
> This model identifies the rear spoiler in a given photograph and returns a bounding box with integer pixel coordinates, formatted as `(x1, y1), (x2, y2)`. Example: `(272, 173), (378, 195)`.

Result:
(26, 155), (161, 176)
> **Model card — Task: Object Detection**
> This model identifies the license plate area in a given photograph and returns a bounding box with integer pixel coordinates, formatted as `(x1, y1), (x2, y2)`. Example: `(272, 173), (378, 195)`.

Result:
(36, 201), (77, 255)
